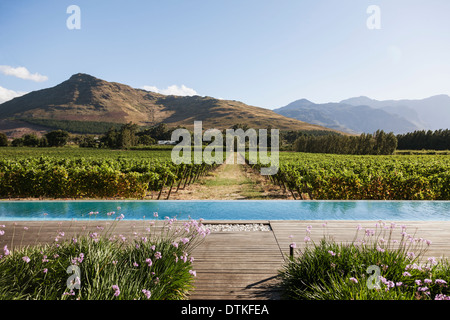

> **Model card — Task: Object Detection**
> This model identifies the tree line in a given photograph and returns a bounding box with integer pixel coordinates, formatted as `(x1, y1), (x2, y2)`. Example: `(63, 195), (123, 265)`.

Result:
(2, 125), (448, 154)
(0, 123), (176, 149)
(396, 129), (450, 150)
(293, 130), (398, 155)
(0, 130), (70, 147)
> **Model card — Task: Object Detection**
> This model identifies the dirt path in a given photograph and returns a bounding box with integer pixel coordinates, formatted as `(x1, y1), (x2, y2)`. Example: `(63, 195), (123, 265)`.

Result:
(155, 153), (294, 200)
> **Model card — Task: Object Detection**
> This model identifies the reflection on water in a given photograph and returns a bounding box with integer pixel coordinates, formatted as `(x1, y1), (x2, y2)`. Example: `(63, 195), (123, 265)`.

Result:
(0, 200), (448, 221)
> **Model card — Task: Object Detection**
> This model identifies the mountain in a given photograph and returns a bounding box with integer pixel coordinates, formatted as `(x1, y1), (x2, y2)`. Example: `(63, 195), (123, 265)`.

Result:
(274, 99), (421, 134)
(340, 95), (450, 131)
(0, 73), (339, 136)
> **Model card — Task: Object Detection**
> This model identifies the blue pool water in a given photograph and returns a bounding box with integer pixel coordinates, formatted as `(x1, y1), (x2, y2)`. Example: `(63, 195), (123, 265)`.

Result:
(0, 200), (449, 221)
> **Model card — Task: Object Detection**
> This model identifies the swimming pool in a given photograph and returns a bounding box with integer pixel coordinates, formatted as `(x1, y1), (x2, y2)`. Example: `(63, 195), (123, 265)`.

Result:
(0, 200), (449, 221)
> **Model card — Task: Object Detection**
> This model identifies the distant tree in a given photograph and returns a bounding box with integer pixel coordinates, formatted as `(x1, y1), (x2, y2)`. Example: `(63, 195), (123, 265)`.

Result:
(0, 132), (8, 146)
(101, 123), (139, 149)
(22, 134), (40, 147)
(11, 137), (24, 147)
(293, 130), (397, 155)
(138, 135), (156, 146)
(45, 130), (69, 147)
(397, 129), (450, 150)
(39, 136), (49, 147)
(102, 127), (119, 148)
(117, 122), (139, 149)
(79, 136), (99, 148)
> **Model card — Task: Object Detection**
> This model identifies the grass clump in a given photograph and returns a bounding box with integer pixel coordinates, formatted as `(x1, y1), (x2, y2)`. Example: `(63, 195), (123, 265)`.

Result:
(0, 217), (209, 300)
(279, 221), (450, 300)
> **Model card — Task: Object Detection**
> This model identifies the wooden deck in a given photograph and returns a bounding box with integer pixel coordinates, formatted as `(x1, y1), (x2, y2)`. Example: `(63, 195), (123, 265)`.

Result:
(1, 219), (450, 300)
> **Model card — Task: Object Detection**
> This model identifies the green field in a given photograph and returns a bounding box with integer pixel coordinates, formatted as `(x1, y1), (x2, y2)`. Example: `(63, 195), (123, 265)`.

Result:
(1, 147), (449, 200)
(262, 152), (450, 200)
(0, 147), (214, 199)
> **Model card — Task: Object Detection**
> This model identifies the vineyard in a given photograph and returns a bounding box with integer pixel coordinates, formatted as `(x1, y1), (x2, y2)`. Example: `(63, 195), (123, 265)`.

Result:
(0, 147), (449, 200)
(0, 148), (217, 199)
(251, 153), (450, 200)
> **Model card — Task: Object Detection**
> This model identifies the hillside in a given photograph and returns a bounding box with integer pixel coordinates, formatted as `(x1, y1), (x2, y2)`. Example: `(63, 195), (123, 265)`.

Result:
(340, 95), (450, 131)
(273, 96), (446, 134)
(0, 73), (338, 135)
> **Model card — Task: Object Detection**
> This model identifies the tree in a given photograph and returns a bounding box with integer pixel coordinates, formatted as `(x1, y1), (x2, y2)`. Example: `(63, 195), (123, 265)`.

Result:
(117, 122), (139, 149)
(79, 136), (99, 148)
(101, 123), (139, 149)
(22, 134), (40, 147)
(0, 132), (8, 146)
(138, 135), (156, 146)
(45, 130), (69, 147)
(11, 137), (24, 147)
(102, 127), (119, 148)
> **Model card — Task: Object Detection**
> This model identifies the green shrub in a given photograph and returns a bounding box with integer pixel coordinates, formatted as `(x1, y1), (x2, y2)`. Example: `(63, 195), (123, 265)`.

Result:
(279, 222), (450, 300)
(0, 217), (209, 300)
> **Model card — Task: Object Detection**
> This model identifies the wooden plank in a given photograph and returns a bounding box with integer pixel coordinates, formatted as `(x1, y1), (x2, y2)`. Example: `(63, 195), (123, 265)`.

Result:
(270, 220), (450, 260)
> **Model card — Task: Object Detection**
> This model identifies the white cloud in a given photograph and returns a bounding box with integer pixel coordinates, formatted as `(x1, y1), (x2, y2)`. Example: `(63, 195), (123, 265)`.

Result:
(142, 84), (198, 96)
(0, 86), (27, 104)
(0, 65), (48, 82)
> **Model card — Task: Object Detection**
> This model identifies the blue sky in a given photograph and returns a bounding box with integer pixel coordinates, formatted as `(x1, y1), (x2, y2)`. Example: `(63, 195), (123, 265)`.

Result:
(1, 0), (449, 109)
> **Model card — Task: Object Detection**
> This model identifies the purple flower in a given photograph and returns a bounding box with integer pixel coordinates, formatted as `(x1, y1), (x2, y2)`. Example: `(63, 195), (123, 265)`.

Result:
(290, 242), (297, 249)
(328, 250), (336, 256)
(349, 277), (358, 283)
(112, 285), (120, 296)
(155, 252), (162, 259)
(435, 279), (447, 286)
(43, 268), (48, 274)
(189, 270), (197, 277)
(415, 279), (422, 286)
(133, 262), (139, 267)
(146, 258), (152, 267)
(22, 256), (30, 263)
(424, 279), (433, 284)
(0, 230), (4, 236)
(3, 245), (10, 256)
(403, 272), (411, 277)
(142, 289), (151, 299)
(304, 236), (311, 243)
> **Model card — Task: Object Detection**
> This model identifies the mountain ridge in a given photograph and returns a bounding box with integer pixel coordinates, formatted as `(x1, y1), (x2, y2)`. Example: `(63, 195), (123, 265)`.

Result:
(0, 73), (340, 136)
(274, 94), (450, 134)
